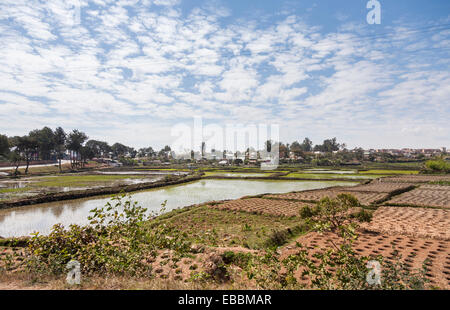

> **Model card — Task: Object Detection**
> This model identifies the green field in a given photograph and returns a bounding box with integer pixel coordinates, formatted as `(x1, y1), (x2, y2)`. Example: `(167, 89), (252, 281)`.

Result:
(152, 205), (304, 249)
(358, 170), (419, 175)
(203, 171), (273, 177)
(281, 173), (385, 179)
(30, 175), (148, 187)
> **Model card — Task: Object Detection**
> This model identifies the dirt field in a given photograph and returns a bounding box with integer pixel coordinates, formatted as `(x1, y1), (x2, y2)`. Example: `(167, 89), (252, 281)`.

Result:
(264, 189), (389, 205)
(382, 175), (450, 183)
(385, 186), (450, 209)
(362, 206), (450, 240)
(210, 198), (312, 217)
(340, 181), (415, 193)
(281, 231), (450, 289)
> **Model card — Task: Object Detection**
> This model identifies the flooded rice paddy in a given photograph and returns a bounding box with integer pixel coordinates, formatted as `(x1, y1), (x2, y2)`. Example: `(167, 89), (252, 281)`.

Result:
(0, 179), (357, 237)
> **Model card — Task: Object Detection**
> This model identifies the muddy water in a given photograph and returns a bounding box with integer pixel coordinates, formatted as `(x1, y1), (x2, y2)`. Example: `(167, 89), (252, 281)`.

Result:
(96, 171), (188, 175)
(0, 179), (357, 237)
(303, 169), (356, 174)
(206, 172), (272, 177)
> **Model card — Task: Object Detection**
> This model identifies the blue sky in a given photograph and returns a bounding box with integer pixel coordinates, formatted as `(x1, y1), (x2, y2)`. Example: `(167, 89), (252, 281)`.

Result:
(0, 0), (449, 150)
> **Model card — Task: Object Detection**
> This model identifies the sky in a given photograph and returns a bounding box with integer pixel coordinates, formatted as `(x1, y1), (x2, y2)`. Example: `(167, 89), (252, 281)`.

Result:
(0, 0), (449, 151)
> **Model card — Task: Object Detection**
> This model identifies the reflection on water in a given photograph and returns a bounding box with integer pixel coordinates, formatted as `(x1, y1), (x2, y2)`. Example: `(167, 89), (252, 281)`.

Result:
(207, 173), (271, 177)
(96, 171), (188, 175)
(0, 181), (31, 189)
(303, 169), (356, 174)
(0, 179), (357, 238)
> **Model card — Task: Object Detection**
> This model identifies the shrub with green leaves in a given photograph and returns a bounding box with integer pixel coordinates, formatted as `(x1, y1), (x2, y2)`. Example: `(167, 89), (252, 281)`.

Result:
(424, 159), (450, 173)
(243, 194), (428, 290)
(26, 193), (192, 277)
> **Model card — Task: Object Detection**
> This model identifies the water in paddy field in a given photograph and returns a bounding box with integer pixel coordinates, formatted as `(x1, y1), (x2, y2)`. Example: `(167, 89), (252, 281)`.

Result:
(302, 169), (357, 174)
(0, 179), (358, 238)
(206, 172), (272, 177)
(95, 171), (188, 176)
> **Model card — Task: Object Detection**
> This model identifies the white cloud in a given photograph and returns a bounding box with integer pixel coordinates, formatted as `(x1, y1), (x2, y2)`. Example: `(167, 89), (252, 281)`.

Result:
(0, 1), (448, 149)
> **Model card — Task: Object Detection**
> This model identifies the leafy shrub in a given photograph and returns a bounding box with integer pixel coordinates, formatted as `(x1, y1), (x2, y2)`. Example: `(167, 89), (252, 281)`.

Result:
(221, 251), (252, 268)
(350, 208), (373, 223)
(424, 159), (450, 173)
(26, 193), (191, 277)
(264, 229), (290, 248)
(244, 194), (428, 290)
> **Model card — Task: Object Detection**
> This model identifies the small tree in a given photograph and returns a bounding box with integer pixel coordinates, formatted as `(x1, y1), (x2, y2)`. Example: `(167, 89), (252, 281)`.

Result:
(0, 134), (9, 159)
(15, 135), (38, 174)
(54, 127), (66, 172)
(8, 149), (22, 176)
(66, 130), (88, 169)
(29, 127), (55, 160)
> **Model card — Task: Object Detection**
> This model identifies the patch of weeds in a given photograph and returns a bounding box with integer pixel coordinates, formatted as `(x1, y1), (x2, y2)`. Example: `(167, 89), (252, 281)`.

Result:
(350, 208), (373, 223)
(242, 223), (252, 232)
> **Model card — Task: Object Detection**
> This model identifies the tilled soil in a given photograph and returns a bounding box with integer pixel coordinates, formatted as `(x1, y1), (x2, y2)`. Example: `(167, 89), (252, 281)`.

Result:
(361, 206), (450, 240)
(340, 182), (415, 193)
(385, 187), (450, 209)
(148, 246), (256, 284)
(382, 175), (450, 183)
(264, 189), (389, 205)
(281, 231), (450, 289)
(418, 184), (450, 191)
(210, 198), (312, 217)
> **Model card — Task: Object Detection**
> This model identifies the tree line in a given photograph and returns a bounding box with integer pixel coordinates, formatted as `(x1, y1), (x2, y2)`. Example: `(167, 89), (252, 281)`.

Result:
(279, 137), (344, 157)
(0, 126), (347, 175)
(0, 127), (169, 175)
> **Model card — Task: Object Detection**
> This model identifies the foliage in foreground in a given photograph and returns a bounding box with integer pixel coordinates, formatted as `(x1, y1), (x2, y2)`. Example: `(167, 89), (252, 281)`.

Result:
(25, 194), (191, 277)
(1, 193), (431, 289)
(226, 194), (429, 290)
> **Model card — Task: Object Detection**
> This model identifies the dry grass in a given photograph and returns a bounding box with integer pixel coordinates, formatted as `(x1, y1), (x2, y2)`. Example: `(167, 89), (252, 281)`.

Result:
(0, 271), (246, 290)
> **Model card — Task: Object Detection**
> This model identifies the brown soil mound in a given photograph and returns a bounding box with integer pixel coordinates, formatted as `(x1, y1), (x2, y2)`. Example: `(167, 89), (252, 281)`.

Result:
(385, 187), (450, 209)
(419, 184), (450, 191)
(382, 175), (450, 183)
(265, 189), (389, 205)
(362, 206), (450, 240)
(341, 182), (415, 193)
(281, 231), (450, 289)
(210, 198), (312, 217)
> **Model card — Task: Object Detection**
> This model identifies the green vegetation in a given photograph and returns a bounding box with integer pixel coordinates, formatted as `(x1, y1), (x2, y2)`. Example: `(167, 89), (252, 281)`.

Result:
(281, 173), (384, 179)
(423, 159), (450, 173)
(152, 206), (304, 249)
(24, 194), (191, 276)
(429, 181), (450, 186)
(134, 168), (190, 171)
(0, 193), (432, 289)
(30, 175), (147, 188)
(239, 194), (428, 289)
(359, 170), (419, 175)
(0, 187), (29, 194)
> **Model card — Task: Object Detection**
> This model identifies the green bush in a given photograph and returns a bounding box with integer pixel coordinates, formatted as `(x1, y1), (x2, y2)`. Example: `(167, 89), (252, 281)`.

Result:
(26, 193), (191, 277)
(424, 159), (450, 173)
(245, 194), (428, 290)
